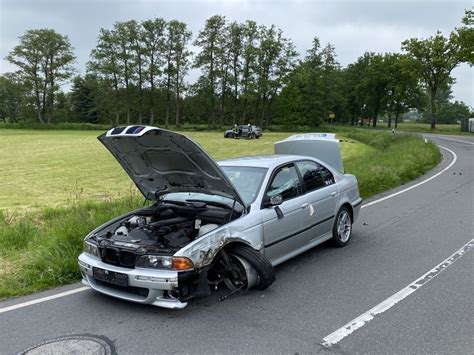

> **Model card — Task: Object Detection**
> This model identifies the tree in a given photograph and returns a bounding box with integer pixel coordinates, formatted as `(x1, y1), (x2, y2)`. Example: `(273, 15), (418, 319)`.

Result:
(0, 73), (28, 123)
(227, 22), (243, 123)
(402, 31), (463, 130)
(88, 28), (122, 125)
(142, 18), (166, 124)
(164, 20), (192, 127)
(114, 21), (136, 124)
(70, 75), (99, 123)
(194, 15), (226, 128)
(384, 53), (421, 128)
(7, 29), (75, 124)
(240, 21), (259, 123)
(454, 9), (474, 65)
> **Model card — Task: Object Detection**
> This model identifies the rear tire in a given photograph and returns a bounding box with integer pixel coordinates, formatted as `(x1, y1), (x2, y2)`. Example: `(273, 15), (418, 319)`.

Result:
(225, 244), (275, 290)
(331, 206), (352, 247)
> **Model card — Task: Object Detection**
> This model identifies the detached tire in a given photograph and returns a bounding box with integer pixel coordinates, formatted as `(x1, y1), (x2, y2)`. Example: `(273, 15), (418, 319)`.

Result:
(227, 244), (275, 290)
(331, 206), (353, 247)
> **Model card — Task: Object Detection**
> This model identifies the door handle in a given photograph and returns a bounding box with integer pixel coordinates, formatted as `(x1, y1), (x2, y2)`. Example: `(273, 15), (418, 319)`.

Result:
(331, 192), (337, 197)
(301, 203), (309, 209)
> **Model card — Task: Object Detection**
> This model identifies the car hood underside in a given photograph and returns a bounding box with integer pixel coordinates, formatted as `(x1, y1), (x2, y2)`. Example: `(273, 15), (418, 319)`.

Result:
(98, 126), (244, 204)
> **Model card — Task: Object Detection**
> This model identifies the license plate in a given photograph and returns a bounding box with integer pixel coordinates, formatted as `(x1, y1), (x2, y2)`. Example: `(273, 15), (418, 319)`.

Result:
(93, 267), (128, 286)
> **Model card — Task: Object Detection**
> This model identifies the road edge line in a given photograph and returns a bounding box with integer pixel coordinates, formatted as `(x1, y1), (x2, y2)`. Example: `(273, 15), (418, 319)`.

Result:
(321, 239), (474, 347)
(0, 286), (89, 314)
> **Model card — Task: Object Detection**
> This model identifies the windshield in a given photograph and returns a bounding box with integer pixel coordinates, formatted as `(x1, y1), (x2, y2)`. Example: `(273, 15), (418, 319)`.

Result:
(221, 166), (268, 205)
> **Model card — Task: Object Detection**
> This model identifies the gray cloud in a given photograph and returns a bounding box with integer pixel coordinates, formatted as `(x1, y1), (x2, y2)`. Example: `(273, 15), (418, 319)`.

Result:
(1, 0), (472, 106)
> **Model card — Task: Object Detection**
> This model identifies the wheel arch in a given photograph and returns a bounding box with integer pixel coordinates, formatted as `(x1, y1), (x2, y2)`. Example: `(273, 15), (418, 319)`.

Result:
(339, 202), (354, 222)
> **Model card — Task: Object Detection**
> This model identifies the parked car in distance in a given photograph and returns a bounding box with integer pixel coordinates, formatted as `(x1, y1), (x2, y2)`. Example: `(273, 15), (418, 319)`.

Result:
(78, 126), (362, 309)
(224, 124), (262, 139)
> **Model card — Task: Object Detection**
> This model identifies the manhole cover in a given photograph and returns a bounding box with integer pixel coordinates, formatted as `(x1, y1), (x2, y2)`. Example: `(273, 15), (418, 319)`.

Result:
(20, 335), (114, 355)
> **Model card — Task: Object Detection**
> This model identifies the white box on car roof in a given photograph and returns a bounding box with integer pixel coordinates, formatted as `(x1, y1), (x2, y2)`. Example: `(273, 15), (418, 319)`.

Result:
(274, 133), (344, 173)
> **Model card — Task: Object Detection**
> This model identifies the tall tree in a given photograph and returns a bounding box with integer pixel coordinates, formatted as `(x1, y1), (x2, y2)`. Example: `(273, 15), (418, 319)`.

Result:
(142, 18), (166, 124)
(384, 53), (421, 128)
(114, 21), (136, 124)
(194, 15), (226, 128)
(240, 21), (259, 124)
(402, 31), (463, 130)
(164, 20), (192, 127)
(88, 28), (122, 125)
(7, 29), (75, 124)
(227, 22), (243, 123)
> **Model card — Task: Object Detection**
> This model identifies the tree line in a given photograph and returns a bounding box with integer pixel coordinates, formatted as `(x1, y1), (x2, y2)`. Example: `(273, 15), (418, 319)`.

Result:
(1, 11), (473, 129)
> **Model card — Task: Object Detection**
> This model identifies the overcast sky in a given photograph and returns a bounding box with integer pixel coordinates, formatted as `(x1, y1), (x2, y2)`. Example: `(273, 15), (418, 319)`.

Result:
(1, 0), (472, 106)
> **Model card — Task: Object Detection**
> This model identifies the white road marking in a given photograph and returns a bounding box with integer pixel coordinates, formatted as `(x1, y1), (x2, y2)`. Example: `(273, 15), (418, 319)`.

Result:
(362, 146), (457, 209)
(0, 143), (459, 313)
(0, 287), (89, 314)
(322, 239), (474, 347)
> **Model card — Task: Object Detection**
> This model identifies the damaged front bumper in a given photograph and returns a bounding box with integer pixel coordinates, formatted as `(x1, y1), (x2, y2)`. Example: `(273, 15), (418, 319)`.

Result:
(78, 252), (188, 309)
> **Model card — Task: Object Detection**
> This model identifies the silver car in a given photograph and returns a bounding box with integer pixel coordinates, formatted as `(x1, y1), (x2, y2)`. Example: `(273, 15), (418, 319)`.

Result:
(78, 126), (361, 309)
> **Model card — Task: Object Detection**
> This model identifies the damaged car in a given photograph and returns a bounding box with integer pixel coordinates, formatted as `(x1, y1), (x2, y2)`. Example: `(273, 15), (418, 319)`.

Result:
(78, 126), (362, 309)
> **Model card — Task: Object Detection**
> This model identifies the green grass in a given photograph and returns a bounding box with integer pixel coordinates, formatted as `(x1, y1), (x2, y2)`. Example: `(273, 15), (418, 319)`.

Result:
(393, 122), (472, 135)
(0, 128), (441, 299)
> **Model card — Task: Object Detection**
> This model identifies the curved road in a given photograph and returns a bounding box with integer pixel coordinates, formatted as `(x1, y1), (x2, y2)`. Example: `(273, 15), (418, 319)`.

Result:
(1, 134), (473, 354)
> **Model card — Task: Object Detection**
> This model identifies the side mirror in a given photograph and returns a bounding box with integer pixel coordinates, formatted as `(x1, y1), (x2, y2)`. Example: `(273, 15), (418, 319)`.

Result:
(268, 194), (283, 206)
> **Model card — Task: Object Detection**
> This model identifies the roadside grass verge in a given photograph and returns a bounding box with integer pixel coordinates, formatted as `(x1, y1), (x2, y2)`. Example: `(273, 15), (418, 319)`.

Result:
(0, 129), (440, 299)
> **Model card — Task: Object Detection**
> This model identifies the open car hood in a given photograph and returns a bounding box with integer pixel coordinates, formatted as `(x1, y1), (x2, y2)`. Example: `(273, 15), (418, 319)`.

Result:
(98, 126), (245, 205)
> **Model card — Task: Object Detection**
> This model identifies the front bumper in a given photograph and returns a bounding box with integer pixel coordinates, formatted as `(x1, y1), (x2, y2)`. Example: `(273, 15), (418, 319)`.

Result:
(78, 252), (187, 309)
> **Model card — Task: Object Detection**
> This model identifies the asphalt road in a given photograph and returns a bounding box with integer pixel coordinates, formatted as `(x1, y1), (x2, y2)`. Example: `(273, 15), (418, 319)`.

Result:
(1, 134), (473, 354)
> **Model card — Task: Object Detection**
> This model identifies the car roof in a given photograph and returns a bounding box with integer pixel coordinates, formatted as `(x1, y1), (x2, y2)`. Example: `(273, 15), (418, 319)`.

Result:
(218, 154), (314, 169)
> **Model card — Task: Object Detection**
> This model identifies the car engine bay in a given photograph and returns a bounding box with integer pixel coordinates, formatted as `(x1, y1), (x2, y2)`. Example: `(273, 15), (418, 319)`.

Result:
(87, 200), (241, 268)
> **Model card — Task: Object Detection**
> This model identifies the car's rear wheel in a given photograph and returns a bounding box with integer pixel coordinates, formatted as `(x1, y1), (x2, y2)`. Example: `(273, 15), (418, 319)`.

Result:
(331, 206), (352, 247)
(215, 244), (275, 291)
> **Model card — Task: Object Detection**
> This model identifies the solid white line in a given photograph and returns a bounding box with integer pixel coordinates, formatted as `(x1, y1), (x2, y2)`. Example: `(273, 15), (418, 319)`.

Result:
(361, 146), (457, 209)
(0, 143), (458, 313)
(321, 239), (474, 347)
(0, 286), (89, 314)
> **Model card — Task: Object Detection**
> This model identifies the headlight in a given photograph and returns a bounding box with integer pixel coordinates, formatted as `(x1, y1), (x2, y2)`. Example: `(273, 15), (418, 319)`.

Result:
(136, 255), (194, 271)
(83, 241), (100, 259)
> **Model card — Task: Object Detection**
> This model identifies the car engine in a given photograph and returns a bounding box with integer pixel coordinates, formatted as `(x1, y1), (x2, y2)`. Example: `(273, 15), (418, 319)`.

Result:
(87, 201), (235, 268)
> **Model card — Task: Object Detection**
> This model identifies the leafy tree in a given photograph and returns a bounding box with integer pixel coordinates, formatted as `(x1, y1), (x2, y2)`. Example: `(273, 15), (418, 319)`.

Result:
(240, 21), (259, 123)
(194, 15), (227, 128)
(70, 75), (99, 123)
(402, 31), (463, 130)
(142, 18), (166, 124)
(7, 29), (75, 124)
(0, 73), (28, 123)
(454, 9), (474, 65)
(88, 28), (122, 125)
(114, 21), (137, 124)
(164, 20), (192, 127)
(384, 53), (421, 128)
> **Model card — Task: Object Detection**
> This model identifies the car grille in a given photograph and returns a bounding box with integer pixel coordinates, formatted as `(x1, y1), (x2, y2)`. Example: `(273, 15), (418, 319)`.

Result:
(94, 279), (149, 298)
(101, 247), (138, 268)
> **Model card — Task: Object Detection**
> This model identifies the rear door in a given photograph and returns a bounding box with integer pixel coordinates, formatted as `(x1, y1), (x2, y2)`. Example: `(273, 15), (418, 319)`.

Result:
(295, 160), (338, 242)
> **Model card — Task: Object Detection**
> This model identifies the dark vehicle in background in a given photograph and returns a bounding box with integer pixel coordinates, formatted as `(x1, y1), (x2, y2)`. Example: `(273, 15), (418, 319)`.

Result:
(224, 125), (262, 139)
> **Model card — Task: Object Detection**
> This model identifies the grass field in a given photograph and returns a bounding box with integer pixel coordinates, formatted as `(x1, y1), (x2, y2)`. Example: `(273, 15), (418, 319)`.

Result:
(0, 130), (368, 210)
(0, 128), (441, 299)
(396, 122), (468, 135)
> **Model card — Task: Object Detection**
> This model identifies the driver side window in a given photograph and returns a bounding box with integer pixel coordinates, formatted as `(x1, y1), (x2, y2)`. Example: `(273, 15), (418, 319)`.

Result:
(267, 165), (302, 202)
